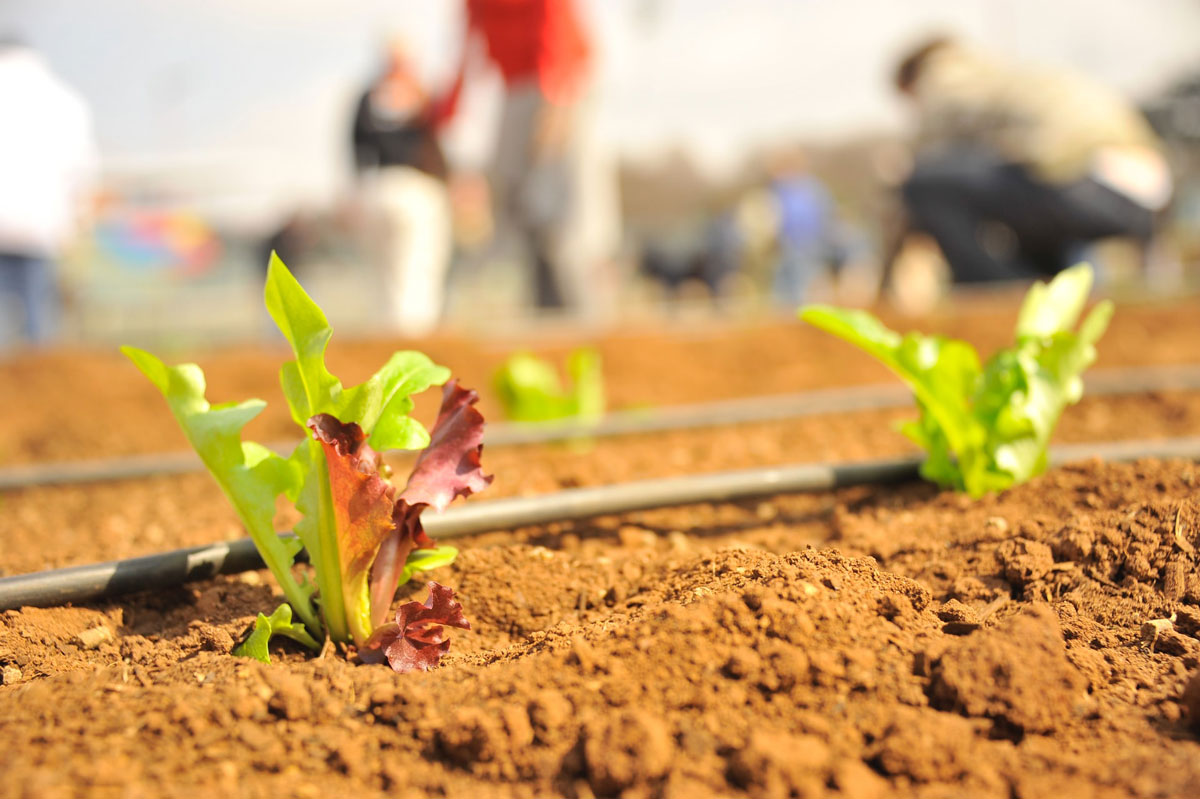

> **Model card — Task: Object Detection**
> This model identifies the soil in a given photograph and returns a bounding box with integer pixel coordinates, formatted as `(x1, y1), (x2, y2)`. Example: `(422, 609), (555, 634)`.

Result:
(3, 297), (1200, 798)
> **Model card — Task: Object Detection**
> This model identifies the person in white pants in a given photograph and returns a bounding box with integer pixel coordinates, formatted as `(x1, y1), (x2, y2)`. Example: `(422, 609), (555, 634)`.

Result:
(352, 40), (462, 336)
(366, 166), (451, 335)
(0, 38), (96, 349)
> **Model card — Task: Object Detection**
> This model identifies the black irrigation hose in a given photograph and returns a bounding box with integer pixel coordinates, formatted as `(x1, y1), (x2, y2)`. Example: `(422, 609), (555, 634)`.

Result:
(4, 434), (1200, 612)
(489, 364), (1200, 445)
(4, 363), (1200, 492)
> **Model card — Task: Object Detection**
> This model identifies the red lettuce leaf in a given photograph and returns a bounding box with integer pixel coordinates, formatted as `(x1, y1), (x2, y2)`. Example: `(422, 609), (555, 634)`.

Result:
(308, 413), (396, 644)
(402, 379), (493, 511)
(368, 381), (492, 626)
(359, 582), (470, 673)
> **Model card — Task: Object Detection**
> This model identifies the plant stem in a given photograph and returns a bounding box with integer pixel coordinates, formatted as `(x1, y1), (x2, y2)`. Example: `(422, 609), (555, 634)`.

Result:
(313, 444), (349, 643)
(237, 511), (322, 636)
(278, 623), (322, 652)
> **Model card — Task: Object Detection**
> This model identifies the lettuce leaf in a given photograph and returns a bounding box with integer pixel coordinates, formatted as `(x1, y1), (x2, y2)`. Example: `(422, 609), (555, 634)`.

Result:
(800, 263), (1112, 497)
(359, 582), (470, 673)
(369, 381), (492, 628)
(233, 603), (321, 663)
(493, 347), (605, 423)
(120, 346), (319, 634)
(308, 414), (399, 647)
(304, 382), (491, 643)
(264, 252), (449, 449)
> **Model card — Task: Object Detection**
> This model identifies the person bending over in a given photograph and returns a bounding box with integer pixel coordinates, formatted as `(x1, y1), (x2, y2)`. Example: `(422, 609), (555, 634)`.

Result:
(894, 36), (1171, 283)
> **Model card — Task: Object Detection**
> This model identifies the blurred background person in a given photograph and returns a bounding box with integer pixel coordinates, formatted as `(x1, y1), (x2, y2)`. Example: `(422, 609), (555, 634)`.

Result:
(460, 0), (620, 316)
(4, 3), (1198, 342)
(637, 207), (742, 305)
(764, 149), (841, 307)
(0, 36), (96, 350)
(892, 36), (1173, 285)
(353, 37), (462, 336)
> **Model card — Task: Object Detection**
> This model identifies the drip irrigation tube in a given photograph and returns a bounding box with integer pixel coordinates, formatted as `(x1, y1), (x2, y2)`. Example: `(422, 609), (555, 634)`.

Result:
(3, 434), (1200, 612)
(489, 363), (1200, 446)
(3, 363), (1200, 492)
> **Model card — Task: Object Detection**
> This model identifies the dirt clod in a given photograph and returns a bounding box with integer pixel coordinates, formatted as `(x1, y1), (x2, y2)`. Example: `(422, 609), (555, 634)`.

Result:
(187, 621), (235, 653)
(1141, 617), (1176, 649)
(727, 730), (830, 799)
(75, 625), (113, 650)
(1156, 629), (1199, 657)
(936, 599), (980, 624)
(870, 711), (986, 786)
(930, 604), (1085, 735)
(995, 538), (1054, 587)
(264, 671), (312, 720)
(583, 710), (674, 795)
(1183, 670), (1200, 730)
(1176, 606), (1200, 637)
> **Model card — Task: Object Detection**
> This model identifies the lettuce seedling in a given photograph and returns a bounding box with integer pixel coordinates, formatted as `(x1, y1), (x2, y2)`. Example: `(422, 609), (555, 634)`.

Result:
(123, 254), (491, 671)
(493, 348), (605, 424)
(800, 263), (1112, 497)
(233, 604), (320, 662)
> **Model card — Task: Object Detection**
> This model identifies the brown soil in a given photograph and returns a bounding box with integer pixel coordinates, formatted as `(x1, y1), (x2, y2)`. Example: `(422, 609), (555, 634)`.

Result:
(1, 298), (1198, 466)
(3, 297), (1200, 798)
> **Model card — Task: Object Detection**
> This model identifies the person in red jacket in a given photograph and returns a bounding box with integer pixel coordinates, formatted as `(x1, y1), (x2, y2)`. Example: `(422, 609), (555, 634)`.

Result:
(457, 0), (619, 314)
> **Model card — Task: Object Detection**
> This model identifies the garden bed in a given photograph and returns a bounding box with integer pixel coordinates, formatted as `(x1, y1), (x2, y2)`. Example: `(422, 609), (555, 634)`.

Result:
(2, 298), (1200, 798)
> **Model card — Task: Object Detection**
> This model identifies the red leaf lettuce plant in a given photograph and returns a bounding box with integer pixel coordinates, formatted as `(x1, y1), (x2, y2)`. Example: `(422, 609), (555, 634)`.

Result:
(122, 254), (491, 672)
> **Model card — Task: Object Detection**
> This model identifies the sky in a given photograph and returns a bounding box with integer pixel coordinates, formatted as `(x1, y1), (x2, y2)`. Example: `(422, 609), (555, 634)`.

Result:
(4, 0), (1200, 229)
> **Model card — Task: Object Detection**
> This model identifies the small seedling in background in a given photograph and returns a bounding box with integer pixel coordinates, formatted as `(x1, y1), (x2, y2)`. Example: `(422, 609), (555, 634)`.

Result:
(123, 254), (491, 672)
(493, 347), (605, 424)
(800, 263), (1112, 497)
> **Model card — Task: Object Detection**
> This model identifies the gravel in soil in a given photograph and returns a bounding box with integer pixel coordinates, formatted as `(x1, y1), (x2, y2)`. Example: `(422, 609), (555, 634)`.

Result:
(3, 301), (1200, 797)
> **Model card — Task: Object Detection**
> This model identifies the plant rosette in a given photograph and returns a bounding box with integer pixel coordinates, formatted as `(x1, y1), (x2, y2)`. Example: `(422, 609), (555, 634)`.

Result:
(801, 262), (1112, 497)
(123, 253), (491, 672)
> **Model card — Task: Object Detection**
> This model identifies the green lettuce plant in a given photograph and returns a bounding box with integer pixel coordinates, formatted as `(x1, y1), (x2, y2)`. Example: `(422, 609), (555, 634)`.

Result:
(800, 263), (1113, 497)
(123, 254), (490, 671)
(493, 347), (605, 424)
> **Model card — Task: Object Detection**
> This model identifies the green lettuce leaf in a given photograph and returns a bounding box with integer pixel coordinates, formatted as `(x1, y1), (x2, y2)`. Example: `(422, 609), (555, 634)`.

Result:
(264, 253), (343, 428)
(339, 350), (451, 452)
(233, 603), (321, 663)
(398, 546), (459, 585)
(265, 252), (449, 447)
(120, 346), (319, 634)
(566, 347), (606, 422)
